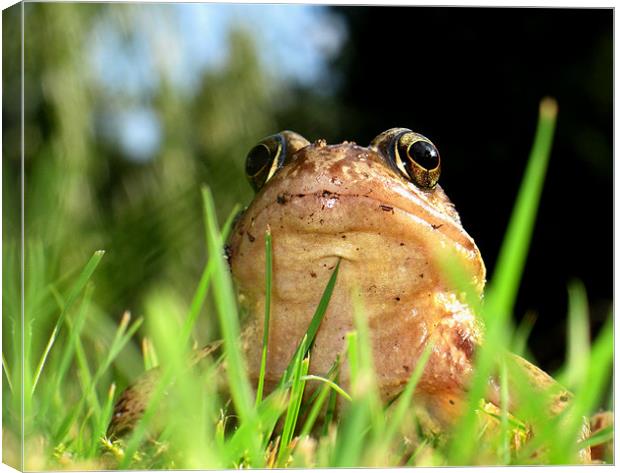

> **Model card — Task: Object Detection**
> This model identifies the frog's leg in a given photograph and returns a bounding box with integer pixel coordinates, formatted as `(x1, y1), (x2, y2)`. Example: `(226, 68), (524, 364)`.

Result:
(485, 353), (572, 417)
(106, 340), (223, 439)
(484, 352), (592, 463)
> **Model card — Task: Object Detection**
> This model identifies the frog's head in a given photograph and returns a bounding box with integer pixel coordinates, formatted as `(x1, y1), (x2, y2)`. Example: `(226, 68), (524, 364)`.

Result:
(230, 129), (484, 293)
(228, 129), (486, 396)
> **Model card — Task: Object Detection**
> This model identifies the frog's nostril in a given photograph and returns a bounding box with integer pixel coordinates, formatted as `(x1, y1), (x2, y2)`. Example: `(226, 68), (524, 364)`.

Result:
(313, 138), (327, 148)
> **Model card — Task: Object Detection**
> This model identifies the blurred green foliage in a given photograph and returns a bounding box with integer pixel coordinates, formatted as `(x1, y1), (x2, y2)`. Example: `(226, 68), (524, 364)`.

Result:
(3, 5), (340, 456)
(5, 3), (325, 352)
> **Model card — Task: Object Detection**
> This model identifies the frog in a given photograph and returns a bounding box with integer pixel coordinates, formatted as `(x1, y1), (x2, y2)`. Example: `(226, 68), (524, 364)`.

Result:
(108, 129), (597, 460)
(226, 129), (570, 428)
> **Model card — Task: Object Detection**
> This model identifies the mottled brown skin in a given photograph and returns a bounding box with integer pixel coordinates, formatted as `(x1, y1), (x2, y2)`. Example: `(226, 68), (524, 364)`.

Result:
(228, 139), (486, 426)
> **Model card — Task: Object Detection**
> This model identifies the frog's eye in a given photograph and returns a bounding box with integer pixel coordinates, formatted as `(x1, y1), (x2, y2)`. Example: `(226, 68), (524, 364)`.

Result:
(395, 133), (441, 188)
(246, 140), (280, 192)
(370, 128), (441, 189)
(245, 131), (310, 192)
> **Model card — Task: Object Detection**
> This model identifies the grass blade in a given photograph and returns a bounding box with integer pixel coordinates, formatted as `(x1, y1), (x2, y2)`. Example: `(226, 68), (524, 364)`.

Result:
(322, 368), (339, 437)
(122, 194), (247, 468)
(117, 370), (174, 468)
(2, 352), (14, 393)
(560, 280), (590, 390)
(299, 375), (351, 402)
(116, 199), (243, 467)
(53, 282), (94, 402)
(201, 186), (254, 423)
(498, 358), (511, 464)
(180, 202), (241, 347)
(383, 341), (433, 444)
(31, 250), (105, 395)
(551, 315), (613, 463)
(577, 425), (613, 451)
(488, 97), (558, 316)
(92, 383), (117, 456)
(276, 354), (310, 467)
(256, 228), (273, 406)
(351, 289), (381, 405)
(225, 390), (288, 464)
(300, 357), (342, 437)
(279, 258), (341, 387)
(54, 313), (143, 444)
(141, 337), (159, 370)
(331, 331), (369, 467)
(72, 315), (101, 429)
(448, 98), (558, 465)
(511, 311), (537, 357)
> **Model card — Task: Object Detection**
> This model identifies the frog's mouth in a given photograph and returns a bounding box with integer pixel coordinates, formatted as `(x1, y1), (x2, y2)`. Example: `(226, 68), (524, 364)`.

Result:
(255, 189), (477, 254)
(230, 188), (483, 285)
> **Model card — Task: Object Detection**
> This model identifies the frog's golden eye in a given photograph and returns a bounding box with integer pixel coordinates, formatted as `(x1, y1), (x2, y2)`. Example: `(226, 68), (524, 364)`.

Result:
(395, 133), (441, 188)
(245, 131), (310, 192)
(370, 128), (441, 189)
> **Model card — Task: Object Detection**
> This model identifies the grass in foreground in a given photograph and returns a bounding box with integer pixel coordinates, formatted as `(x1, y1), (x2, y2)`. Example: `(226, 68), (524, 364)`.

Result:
(2, 98), (613, 469)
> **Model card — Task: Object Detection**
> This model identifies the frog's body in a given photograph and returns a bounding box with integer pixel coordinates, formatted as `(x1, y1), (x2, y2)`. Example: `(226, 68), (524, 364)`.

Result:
(227, 134), (485, 425)
(109, 130), (597, 460)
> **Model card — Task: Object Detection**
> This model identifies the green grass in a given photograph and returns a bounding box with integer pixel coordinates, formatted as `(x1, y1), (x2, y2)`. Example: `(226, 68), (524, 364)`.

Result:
(2, 98), (613, 469)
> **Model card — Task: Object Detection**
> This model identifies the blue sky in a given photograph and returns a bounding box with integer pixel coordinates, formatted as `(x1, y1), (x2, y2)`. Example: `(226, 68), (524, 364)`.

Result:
(88, 4), (346, 160)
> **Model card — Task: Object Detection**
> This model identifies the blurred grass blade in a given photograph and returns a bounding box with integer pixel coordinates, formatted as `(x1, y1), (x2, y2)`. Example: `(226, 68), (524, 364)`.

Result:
(72, 315), (101, 428)
(277, 354), (310, 467)
(488, 98), (558, 316)
(571, 309), (611, 407)
(350, 290), (384, 437)
(406, 439), (430, 466)
(384, 341), (433, 444)
(144, 299), (218, 469)
(103, 314), (143, 369)
(142, 337), (159, 370)
(256, 228), (273, 406)
(577, 425), (613, 450)
(93, 383), (117, 455)
(511, 311), (537, 357)
(499, 357), (511, 464)
(180, 203), (241, 347)
(55, 313), (143, 443)
(562, 280), (590, 389)
(502, 355), (566, 463)
(53, 282), (94, 399)
(300, 375), (351, 402)
(2, 352), (14, 393)
(118, 372), (173, 468)
(31, 250), (105, 395)
(552, 315), (613, 463)
(300, 357), (341, 437)
(221, 203), (242, 241)
(448, 98), (558, 465)
(323, 369), (340, 437)
(332, 332), (369, 467)
(226, 391), (288, 463)
(201, 186), (254, 422)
